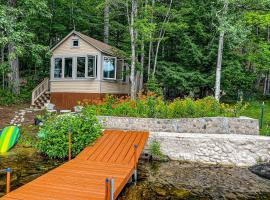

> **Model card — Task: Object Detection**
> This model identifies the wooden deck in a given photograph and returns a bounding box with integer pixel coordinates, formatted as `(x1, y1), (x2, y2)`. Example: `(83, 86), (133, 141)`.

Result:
(1, 130), (149, 200)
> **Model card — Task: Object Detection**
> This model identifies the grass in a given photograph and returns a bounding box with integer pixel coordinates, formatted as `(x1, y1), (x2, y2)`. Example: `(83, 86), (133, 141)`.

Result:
(240, 101), (270, 136)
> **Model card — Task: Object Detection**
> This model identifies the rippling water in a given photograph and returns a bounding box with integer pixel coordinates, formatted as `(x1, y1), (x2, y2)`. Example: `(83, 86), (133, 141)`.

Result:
(119, 160), (270, 200)
(1, 147), (270, 200)
(0, 147), (63, 197)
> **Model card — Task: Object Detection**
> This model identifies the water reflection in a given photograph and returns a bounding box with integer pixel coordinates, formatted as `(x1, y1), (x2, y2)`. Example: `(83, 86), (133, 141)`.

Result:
(0, 147), (63, 197)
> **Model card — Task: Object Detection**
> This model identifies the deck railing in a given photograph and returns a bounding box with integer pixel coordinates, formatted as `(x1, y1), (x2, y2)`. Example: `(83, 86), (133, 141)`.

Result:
(31, 78), (49, 105)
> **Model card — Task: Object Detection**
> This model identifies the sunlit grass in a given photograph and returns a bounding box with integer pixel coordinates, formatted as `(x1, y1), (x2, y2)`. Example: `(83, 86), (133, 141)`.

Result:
(240, 101), (270, 136)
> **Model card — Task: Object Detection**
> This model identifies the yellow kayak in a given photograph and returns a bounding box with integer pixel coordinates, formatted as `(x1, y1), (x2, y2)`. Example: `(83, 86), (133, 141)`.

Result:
(0, 126), (20, 153)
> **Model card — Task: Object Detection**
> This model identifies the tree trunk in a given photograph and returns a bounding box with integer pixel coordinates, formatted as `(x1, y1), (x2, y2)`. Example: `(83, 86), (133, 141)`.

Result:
(139, 39), (145, 91)
(129, 0), (138, 100)
(8, 0), (20, 95)
(147, 40), (153, 80)
(214, 30), (225, 101)
(147, 0), (155, 80)
(104, 0), (110, 44)
(1, 47), (4, 90)
(263, 73), (267, 95)
(267, 72), (270, 95)
(8, 44), (20, 94)
(152, 0), (172, 75)
(214, 2), (228, 101)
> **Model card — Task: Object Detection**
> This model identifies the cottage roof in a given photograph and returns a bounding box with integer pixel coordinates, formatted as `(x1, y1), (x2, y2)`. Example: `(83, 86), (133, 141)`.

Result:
(51, 30), (119, 56)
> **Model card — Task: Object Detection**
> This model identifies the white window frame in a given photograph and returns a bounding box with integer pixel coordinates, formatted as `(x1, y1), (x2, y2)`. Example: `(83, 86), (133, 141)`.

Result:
(103, 56), (117, 80)
(63, 57), (73, 79)
(71, 39), (80, 48)
(76, 56), (87, 79)
(52, 54), (98, 80)
(53, 57), (63, 79)
(86, 55), (97, 78)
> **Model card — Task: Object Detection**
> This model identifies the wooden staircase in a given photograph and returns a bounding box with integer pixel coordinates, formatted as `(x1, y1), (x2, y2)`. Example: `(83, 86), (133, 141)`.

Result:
(31, 78), (50, 109)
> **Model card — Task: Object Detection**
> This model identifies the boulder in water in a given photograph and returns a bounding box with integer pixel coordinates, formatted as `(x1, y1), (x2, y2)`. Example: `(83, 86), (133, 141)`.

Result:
(249, 163), (270, 180)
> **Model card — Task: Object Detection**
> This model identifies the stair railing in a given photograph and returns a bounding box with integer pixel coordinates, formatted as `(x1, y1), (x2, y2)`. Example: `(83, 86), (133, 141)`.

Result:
(31, 78), (49, 105)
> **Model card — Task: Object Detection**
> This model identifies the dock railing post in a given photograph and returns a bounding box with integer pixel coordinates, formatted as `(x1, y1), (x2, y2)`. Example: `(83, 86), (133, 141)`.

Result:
(105, 178), (109, 200)
(133, 144), (138, 182)
(68, 128), (72, 161)
(110, 178), (114, 200)
(6, 168), (11, 194)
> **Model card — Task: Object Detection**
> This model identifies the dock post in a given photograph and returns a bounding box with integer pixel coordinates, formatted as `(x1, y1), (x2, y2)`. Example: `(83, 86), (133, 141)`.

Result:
(68, 128), (72, 161)
(105, 178), (109, 200)
(110, 178), (114, 200)
(6, 168), (11, 194)
(133, 144), (138, 182)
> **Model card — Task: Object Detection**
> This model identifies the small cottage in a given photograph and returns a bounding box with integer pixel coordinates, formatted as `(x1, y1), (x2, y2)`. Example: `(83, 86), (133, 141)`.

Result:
(31, 31), (130, 110)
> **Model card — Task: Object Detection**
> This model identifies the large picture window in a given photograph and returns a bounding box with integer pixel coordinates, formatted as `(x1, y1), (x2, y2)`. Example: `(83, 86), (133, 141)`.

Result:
(64, 58), (73, 78)
(77, 57), (86, 78)
(103, 56), (116, 79)
(54, 58), (62, 78)
(87, 56), (96, 78)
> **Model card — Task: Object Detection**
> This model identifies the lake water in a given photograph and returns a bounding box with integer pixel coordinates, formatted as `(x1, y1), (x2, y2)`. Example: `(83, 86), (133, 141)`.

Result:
(1, 147), (270, 199)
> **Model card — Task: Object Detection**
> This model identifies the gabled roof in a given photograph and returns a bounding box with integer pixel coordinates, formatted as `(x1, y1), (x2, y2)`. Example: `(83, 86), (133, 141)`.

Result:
(51, 30), (119, 56)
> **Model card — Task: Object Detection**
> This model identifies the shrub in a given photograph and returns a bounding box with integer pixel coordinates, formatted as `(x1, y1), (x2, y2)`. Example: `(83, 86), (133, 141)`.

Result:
(36, 109), (102, 159)
(149, 140), (165, 160)
(87, 95), (240, 119)
(145, 76), (163, 96)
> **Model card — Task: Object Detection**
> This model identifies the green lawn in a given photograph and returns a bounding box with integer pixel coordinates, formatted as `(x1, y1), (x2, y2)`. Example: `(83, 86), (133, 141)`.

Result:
(240, 101), (270, 136)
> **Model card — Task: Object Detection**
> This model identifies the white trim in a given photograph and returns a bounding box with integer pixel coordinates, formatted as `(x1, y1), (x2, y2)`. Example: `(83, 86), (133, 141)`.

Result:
(52, 57), (63, 79)
(71, 39), (80, 48)
(51, 30), (115, 56)
(76, 56), (87, 79)
(51, 54), (99, 81)
(51, 31), (75, 52)
(86, 55), (97, 78)
(63, 57), (73, 79)
(102, 56), (117, 80)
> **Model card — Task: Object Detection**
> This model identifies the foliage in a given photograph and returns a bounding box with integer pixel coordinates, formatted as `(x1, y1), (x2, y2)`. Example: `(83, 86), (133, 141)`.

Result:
(36, 109), (102, 159)
(0, 76), (38, 106)
(1, 0), (270, 100)
(149, 140), (165, 160)
(145, 76), (163, 96)
(221, 61), (257, 100)
(86, 95), (245, 119)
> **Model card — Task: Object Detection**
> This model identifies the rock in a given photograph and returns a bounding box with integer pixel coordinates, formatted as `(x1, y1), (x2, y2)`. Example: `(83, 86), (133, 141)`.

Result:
(249, 163), (270, 180)
(154, 187), (167, 196)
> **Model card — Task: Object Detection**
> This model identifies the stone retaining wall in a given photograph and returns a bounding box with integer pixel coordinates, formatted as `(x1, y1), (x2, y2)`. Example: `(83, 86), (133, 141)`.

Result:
(146, 132), (270, 166)
(98, 116), (259, 135)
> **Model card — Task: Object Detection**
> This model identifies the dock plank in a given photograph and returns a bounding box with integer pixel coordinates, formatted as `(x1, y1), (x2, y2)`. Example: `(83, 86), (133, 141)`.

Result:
(0, 130), (149, 200)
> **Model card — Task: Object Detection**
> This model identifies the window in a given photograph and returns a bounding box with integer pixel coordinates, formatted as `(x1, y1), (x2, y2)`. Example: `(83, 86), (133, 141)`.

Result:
(103, 56), (116, 79)
(54, 58), (62, 78)
(123, 65), (127, 82)
(77, 57), (86, 78)
(64, 57), (73, 78)
(87, 55), (96, 78)
(116, 59), (124, 80)
(72, 39), (79, 47)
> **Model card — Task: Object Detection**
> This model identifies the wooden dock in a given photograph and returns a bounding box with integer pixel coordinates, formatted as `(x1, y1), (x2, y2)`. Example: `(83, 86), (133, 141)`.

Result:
(0, 130), (149, 200)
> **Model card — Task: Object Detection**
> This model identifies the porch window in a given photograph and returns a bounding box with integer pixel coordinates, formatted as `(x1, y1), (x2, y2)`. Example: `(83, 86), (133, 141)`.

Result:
(77, 57), (86, 78)
(87, 55), (96, 78)
(103, 56), (116, 79)
(64, 57), (73, 78)
(54, 58), (62, 78)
